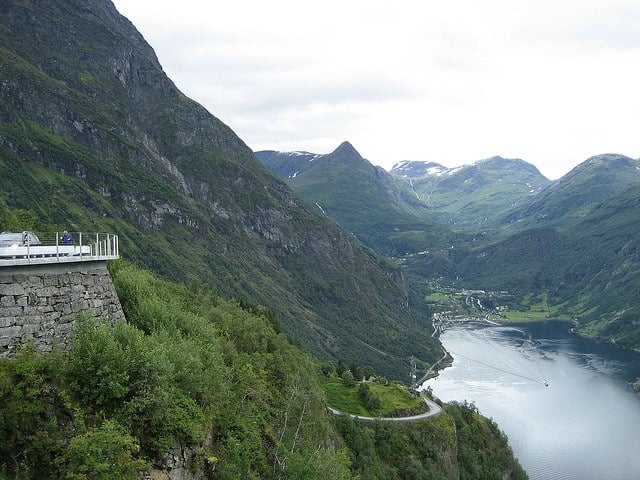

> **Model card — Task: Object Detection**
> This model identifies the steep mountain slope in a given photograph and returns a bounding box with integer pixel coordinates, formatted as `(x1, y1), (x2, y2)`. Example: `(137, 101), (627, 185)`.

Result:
(503, 154), (640, 230)
(0, 0), (441, 378)
(391, 157), (551, 230)
(256, 149), (323, 179)
(256, 143), (457, 256)
(558, 183), (640, 345)
(448, 227), (572, 294)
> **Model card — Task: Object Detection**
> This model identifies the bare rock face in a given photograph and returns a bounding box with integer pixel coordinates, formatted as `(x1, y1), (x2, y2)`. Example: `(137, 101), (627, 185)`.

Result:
(148, 437), (216, 480)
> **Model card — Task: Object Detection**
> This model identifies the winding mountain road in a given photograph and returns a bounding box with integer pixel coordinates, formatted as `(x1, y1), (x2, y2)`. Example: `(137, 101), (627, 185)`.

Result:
(327, 396), (442, 423)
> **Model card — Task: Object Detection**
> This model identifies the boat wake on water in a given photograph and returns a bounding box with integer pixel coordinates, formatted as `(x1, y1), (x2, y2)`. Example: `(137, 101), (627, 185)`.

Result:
(447, 349), (549, 386)
(445, 327), (550, 387)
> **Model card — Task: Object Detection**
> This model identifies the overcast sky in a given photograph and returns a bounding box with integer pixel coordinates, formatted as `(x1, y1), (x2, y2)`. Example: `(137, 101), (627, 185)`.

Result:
(111, 0), (639, 179)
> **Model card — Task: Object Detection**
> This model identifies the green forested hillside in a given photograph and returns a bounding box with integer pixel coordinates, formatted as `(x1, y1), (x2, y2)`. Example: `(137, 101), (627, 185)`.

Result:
(333, 401), (526, 480)
(557, 183), (640, 345)
(0, 260), (527, 479)
(0, 260), (350, 479)
(0, 0), (440, 379)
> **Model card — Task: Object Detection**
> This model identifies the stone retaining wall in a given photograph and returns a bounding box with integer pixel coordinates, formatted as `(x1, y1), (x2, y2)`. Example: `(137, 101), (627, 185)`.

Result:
(0, 261), (124, 357)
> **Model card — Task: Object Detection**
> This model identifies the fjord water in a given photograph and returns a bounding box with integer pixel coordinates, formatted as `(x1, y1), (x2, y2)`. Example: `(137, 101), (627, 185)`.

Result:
(422, 321), (640, 480)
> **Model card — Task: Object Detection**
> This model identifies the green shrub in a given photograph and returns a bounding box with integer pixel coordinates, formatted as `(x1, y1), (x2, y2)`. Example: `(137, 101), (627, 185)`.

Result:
(64, 420), (148, 480)
(342, 370), (355, 386)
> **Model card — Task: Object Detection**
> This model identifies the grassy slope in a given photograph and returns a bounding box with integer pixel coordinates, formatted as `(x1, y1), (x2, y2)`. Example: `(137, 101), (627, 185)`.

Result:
(320, 376), (424, 417)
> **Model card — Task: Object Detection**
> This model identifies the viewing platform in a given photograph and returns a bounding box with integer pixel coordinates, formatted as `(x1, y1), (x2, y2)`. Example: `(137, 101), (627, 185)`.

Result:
(0, 231), (123, 357)
(0, 231), (119, 268)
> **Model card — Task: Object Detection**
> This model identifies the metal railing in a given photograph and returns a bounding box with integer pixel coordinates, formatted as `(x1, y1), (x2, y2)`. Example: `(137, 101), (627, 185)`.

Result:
(0, 231), (119, 266)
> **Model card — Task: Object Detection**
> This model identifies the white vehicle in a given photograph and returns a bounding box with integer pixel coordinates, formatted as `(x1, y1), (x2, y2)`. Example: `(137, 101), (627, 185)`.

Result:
(0, 231), (41, 247)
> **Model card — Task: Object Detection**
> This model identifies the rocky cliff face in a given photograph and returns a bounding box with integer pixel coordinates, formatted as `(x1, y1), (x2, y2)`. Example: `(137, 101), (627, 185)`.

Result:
(0, 0), (441, 377)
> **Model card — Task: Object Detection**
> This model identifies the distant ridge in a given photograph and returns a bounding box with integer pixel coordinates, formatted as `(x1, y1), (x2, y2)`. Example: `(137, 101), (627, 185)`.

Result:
(390, 160), (449, 178)
(257, 143), (456, 256)
(503, 153), (640, 228)
(390, 156), (551, 229)
(254, 150), (322, 179)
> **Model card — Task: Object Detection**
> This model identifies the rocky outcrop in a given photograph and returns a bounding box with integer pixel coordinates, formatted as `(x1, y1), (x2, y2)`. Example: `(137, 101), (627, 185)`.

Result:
(147, 438), (216, 480)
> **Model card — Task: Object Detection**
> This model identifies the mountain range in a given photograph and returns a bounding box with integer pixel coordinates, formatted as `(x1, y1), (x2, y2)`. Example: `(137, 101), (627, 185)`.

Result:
(0, 1), (556, 477)
(259, 147), (640, 349)
(5, 0), (639, 477)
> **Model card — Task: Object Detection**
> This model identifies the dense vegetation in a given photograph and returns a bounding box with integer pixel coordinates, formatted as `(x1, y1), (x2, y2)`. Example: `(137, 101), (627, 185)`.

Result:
(0, 260), (351, 479)
(0, 258), (527, 479)
(333, 402), (527, 480)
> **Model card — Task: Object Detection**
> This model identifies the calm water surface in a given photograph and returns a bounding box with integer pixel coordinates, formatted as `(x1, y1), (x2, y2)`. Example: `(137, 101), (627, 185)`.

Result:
(421, 320), (640, 480)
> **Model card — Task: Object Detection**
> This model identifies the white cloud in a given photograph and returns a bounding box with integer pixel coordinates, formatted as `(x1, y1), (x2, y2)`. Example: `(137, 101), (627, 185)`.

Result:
(112, 0), (640, 179)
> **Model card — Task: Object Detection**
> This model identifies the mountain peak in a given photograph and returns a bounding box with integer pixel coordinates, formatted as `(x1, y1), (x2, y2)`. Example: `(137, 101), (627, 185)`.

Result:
(503, 153), (640, 228)
(560, 153), (638, 182)
(473, 156), (546, 178)
(584, 153), (636, 168)
(332, 141), (361, 159)
(255, 142), (370, 181)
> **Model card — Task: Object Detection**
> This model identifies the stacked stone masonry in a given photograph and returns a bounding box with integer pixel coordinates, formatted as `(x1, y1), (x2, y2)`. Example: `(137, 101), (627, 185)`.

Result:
(0, 264), (124, 357)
